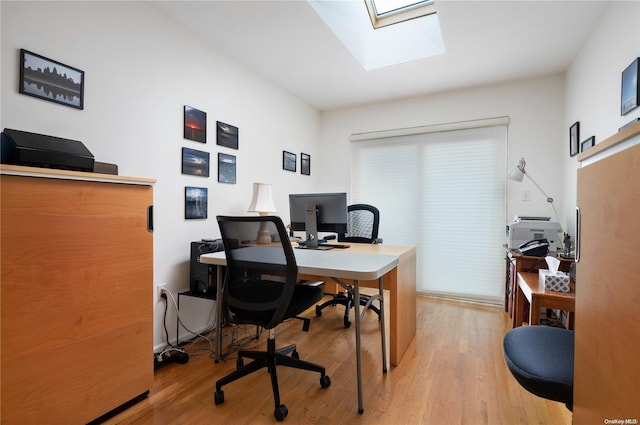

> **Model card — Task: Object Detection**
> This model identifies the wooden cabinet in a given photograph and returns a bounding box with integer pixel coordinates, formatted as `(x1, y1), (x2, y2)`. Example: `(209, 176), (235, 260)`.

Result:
(573, 122), (640, 423)
(0, 165), (155, 424)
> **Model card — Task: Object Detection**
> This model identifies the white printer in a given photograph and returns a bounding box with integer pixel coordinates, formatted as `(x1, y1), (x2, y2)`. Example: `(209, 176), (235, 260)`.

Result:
(507, 216), (562, 251)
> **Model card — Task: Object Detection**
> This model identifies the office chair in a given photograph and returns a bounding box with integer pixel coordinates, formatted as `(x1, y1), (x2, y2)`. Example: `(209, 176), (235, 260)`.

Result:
(213, 215), (331, 421)
(503, 326), (574, 410)
(315, 204), (382, 327)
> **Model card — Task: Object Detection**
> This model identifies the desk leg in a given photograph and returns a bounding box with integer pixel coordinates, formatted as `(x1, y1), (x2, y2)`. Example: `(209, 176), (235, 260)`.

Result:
(215, 265), (223, 363)
(353, 279), (364, 414)
(514, 284), (524, 328)
(378, 277), (387, 374)
(530, 296), (541, 326)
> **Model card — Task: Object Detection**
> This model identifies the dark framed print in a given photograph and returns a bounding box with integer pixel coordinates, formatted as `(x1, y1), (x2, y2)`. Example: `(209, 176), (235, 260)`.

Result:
(181, 147), (210, 177)
(184, 105), (206, 143)
(569, 121), (580, 157)
(621, 57), (639, 115)
(216, 121), (238, 149)
(283, 151), (296, 172)
(301, 153), (310, 175)
(19, 49), (84, 109)
(185, 186), (208, 219)
(218, 152), (236, 184)
(581, 136), (595, 153)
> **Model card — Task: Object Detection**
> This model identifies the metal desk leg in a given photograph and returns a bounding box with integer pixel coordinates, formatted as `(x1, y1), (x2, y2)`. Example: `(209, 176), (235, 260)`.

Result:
(378, 276), (387, 373)
(214, 265), (223, 363)
(353, 279), (364, 414)
(176, 293), (182, 346)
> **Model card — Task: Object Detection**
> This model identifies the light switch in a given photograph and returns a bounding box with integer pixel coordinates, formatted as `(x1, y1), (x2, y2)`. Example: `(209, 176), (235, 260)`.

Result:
(522, 189), (531, 201)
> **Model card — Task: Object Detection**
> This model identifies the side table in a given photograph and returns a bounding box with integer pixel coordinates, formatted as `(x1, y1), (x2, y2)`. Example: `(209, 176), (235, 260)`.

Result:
(513, 272), (575, 329)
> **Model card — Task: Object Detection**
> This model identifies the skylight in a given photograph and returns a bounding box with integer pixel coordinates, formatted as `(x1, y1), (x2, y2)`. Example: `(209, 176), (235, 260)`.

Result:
(308, 0), (444, 71)
(365, 0), (436, 29)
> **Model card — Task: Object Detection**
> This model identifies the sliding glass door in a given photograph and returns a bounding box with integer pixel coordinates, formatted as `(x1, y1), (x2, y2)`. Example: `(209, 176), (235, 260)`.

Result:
(351, 124), (507, 304)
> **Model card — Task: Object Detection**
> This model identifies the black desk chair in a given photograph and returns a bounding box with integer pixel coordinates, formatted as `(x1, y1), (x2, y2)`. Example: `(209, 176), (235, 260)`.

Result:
(315, 204), (382, 327)
(213, 215), (331, 421)
(503, 326), (574, 411)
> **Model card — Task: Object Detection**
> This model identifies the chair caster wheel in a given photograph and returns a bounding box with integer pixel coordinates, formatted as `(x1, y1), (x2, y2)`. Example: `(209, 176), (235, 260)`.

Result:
(315, 305), (322, 317)
(320, 375), (331, 388)
(291, 350), (300, 359)
(274, 404), (288, 421)
(214, 390), (224, 405)
(343, 318), (351, 328)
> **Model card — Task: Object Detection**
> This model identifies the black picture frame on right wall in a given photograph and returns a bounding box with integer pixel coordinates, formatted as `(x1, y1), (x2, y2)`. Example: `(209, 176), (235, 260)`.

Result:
(570, 121), (580, 157)
(621, 57), (639, 116)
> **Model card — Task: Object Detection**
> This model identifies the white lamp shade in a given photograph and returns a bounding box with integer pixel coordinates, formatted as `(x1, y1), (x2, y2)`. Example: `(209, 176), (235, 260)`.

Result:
(506, 158), (526, 182)
(506, 166), (525, 182)
(247, 183), (277, 214)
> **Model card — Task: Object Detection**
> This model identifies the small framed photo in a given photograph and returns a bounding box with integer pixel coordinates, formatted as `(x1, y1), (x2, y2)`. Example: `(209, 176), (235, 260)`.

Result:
(184, 105), (206, 143)
(216, 121), (238, 149)
(185, 186), (208, 219)
(19, 49), (84, 109)
(283, 151), (296, 172)
(301, 153), (310, 175)
(218, 153), (236, 184)
(621, 57), (639, 116)
(569, 121), (580, 157)
(581, 136), (595, 153)
(181, 147), (210, 177)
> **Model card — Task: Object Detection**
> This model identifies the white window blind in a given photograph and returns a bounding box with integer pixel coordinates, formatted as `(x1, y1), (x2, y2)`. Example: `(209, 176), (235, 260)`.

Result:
(351, 122), (507, 304)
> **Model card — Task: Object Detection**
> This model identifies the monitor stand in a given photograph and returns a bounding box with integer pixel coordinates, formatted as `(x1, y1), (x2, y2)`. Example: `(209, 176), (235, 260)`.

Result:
(304, 202), (319, 249)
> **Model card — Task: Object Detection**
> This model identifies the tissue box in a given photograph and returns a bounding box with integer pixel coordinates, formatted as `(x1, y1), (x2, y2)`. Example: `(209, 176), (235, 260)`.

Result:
(539, 269), (571, 292)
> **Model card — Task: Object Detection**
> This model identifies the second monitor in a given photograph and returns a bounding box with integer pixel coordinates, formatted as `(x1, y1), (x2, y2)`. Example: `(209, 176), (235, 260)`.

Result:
(289, 192), (347, 249)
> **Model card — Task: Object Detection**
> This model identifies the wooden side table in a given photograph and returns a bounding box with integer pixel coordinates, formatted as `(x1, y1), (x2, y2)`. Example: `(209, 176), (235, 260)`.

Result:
(505, 251), (572, 315)
(513, 272), (575, 329)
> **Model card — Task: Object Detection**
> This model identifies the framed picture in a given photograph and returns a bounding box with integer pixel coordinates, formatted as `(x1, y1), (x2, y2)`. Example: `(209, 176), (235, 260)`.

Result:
(184, 105), (206, 143)
(569, 121), (580, 157)
(621, 57), (639, 116)
(185, 186), (208, 219)
(181, 147), (210, 177)
(620, 117), (640, 131)
(218, 152), (236, 184)
(216, 121), (238, 149)
(301, 153), (310, 175)
(283, 151), (296, 172)
(581, 136), (595, 153)
(19, 49), (84, 109)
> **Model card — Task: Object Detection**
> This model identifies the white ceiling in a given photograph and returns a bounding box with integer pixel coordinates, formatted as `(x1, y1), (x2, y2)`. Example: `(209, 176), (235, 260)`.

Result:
(149, 0), (610, 111)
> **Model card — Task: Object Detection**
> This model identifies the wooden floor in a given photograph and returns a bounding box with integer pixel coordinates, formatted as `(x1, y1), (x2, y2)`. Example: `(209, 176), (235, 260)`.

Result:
(103, 295), (572, 424)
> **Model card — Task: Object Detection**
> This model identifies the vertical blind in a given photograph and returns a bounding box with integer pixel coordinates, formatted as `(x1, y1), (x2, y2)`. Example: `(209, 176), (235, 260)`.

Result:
(350, 122), (507, 304)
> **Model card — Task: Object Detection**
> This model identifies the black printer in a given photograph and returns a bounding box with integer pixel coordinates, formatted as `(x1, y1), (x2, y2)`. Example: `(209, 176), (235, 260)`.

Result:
(1, 128), (94, 172)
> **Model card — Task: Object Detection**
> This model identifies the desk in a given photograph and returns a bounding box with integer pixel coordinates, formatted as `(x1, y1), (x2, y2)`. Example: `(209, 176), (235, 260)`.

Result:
(514, 272), (575, 329)
(200, 243), (416, 414)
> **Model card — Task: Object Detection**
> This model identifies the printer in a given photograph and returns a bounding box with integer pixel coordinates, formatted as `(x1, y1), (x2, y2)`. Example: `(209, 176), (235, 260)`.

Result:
(1, 128), (94, 172)
(507, 216), (562, 252)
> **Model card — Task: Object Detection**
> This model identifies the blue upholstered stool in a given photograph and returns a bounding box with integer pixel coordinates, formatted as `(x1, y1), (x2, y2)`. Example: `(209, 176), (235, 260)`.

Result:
(503, 326), (574, 410)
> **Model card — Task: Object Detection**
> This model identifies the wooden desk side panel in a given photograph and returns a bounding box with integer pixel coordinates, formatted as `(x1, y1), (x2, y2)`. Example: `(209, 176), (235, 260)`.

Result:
(1, 175), (153, 424)
(574, 143), (640, 423)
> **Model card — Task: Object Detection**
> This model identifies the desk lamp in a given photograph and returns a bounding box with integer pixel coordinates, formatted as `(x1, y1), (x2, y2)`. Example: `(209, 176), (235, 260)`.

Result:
(507, 157), (559, 220)
(247, 182), (277, 244)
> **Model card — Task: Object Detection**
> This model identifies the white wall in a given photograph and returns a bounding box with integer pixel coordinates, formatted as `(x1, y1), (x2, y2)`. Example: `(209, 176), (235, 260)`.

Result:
(1, 1), (321, 350)
(319, 75), (567, 225)
(561, 1), (640, 235)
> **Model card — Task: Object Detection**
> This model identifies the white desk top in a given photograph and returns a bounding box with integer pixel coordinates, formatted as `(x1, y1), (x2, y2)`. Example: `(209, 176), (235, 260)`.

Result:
(199, 247), (399, 281)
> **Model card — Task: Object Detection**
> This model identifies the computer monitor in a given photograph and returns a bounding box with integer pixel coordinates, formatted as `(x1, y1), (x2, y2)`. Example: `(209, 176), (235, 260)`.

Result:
(289, 192), (348, 248)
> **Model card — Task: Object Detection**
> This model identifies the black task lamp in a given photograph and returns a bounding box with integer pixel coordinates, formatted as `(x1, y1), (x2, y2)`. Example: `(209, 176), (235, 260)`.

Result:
(506, 157), (559, 220)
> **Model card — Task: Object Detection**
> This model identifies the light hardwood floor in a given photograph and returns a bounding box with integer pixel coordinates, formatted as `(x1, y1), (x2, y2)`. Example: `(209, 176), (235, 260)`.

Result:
(103, 295), (572, 424)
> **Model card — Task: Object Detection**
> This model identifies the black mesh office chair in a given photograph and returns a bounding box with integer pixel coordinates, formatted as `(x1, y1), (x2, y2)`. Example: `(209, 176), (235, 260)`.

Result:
(213, 215), (331, 421)
(315, 204), (382, 327)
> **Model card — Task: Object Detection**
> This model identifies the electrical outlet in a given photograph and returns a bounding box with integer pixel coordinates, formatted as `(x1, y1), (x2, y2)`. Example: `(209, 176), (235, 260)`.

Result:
(157, 283), (168, 299)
